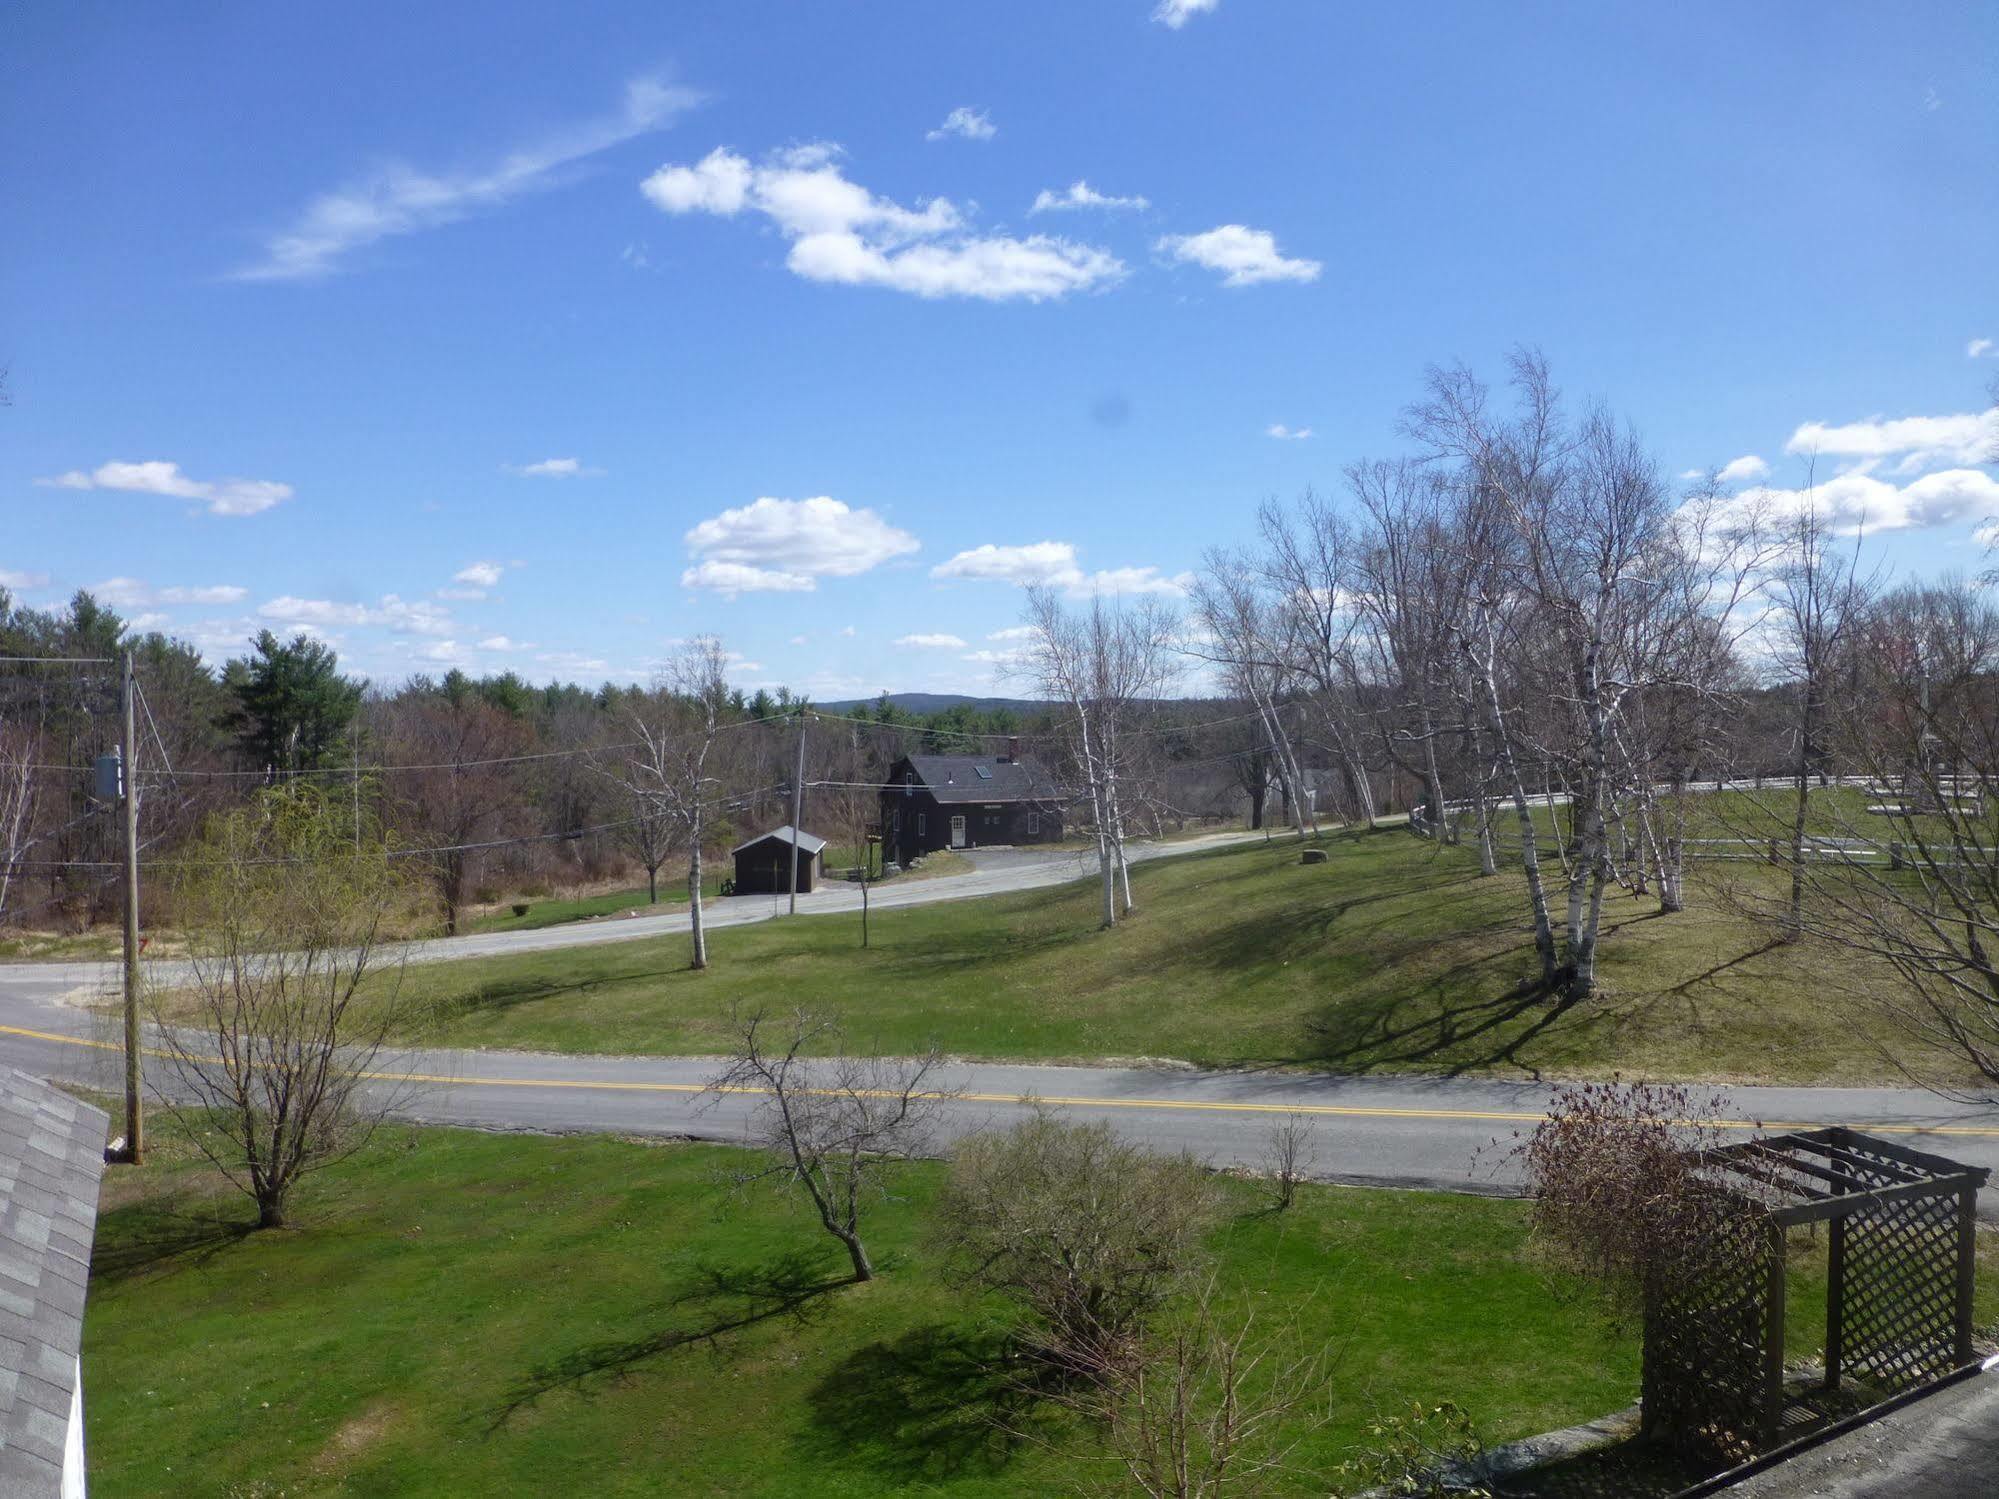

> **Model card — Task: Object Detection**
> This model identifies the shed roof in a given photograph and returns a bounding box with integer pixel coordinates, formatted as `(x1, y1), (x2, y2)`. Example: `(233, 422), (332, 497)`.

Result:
(898, 754), (1063, 805)
(731, 825), (828, 856)
(0, 1069), (107, 1493)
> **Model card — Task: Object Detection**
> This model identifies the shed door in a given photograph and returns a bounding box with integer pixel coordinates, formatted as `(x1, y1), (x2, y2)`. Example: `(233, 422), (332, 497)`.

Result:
(949, 814), (967, 848)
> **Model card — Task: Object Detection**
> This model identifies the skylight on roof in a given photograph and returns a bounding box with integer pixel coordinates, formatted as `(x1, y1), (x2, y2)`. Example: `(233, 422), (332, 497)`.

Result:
(974, 765), (993, 779)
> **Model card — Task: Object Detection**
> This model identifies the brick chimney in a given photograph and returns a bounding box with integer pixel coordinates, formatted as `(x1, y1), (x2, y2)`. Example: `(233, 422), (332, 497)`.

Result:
(1005, 736), (1020, 763)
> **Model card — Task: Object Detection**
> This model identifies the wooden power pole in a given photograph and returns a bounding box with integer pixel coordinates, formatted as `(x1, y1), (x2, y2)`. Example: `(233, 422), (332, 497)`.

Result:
(788, 711), (808, 915)
(119, 650), (144, 1162)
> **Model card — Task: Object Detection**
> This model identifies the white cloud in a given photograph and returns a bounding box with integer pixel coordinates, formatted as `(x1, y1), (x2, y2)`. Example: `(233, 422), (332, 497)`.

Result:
(1153, 0), (1220, 28)
(0, 568), (50, 590)
(510, 457), (602, 478)
(962, 647), (1027, 666)
(931, 540), (1082, 587)
(1029, 180), (1150, 215)
(454, 561), (506, 588)
(233, 77), (700, 281)
(1157, 225), (1320, 287)
(37, 459), (293, 516)
(681, 495), (919, 596)
(1970, 338), (1995, 359)
(127, 612), (171, 632)
(789, 634), (808, 646)
(931, 541), (1191, 598)
(478, 635), (530, 651)
(1717, 454), (1770, 484)
(1784, 410), (1999, 474)
(643, 144), (1125, 302)
(535, 650), (610, 677)
(987, 625), (1040, 641)
(1265, 423), (1312, 441)
(88, 578), (248, 608)
(895, 633), (967, 649)
(258, 594), (454, 635)
(926, 107), (996, 143)
(1717, 468), (1999, 537)
(680, 559), (815, 596)
(840, 625), (857, 637)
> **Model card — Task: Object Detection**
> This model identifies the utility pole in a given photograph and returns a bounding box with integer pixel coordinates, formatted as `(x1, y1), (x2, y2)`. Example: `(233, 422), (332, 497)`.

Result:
(119, 650), (143, 1163)
(788, 710), (808, 915)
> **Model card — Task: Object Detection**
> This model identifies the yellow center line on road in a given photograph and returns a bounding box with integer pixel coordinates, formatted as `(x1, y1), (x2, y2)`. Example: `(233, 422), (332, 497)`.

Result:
(10, 1021), (1999, 1138)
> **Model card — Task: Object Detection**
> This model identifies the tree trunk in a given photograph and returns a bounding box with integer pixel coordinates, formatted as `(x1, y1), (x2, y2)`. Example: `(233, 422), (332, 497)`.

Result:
(1783, 688), (1816, 942)
(1472, 634), (1559, 989)
(688, 814), (708, 969)
(839, 1230), (874, 1282)
(647, 865), (658, 904)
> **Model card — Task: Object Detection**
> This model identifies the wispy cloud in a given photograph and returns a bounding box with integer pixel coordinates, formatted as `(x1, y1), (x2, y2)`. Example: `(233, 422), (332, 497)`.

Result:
(1970, 338), (1995, 359)
(1029, 180), (1150, 215)
(1785, 410), (1999, 474)
(89, 577), (247, 607)
(926, 107), (996, 142)
(1716, 454), (1769, 483)
(37, 460), (292, 517)
(232, 77), (701, 282)
(1158, 225), (1320, 287)
(1265, 423), (1312, 441)
(259, 594), (453, 635)
(1153, 0), (1220, 29)
(508, 457), (603, 478)
(642, 143), (1124, 302)
(895, 633), (967, 649)
(931, 540), (1191, 598)
(0, 568), (51, 590)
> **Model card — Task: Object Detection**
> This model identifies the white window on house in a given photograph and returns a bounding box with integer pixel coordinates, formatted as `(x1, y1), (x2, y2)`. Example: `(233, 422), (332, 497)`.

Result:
(1025, 811), (1039, 836)
(917, 813), (927, 836)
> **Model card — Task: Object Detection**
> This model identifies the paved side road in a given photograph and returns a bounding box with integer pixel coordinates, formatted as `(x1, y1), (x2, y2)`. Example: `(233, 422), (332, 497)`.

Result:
(0, 827), (1266, 993)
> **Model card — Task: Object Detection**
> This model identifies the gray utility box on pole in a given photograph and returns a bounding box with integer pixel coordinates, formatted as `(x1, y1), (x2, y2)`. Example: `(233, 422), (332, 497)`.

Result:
(94, 751), (123, 803)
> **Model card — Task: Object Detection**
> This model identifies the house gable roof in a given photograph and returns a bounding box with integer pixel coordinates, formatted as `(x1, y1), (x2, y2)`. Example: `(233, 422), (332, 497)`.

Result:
(896, 754), (1063, 806)
(0, 1069), (106, 1493)
(730, 824), (828, 856)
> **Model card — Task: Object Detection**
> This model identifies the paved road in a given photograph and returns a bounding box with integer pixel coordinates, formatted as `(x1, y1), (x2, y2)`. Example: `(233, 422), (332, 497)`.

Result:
(5, 822), (1997, 1207)
(5, 987), (1998, 1210)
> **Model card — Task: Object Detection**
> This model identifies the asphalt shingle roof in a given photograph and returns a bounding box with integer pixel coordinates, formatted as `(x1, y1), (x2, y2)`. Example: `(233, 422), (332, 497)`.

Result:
(0, 1069), (106, 1495)
(900, 755), (1062, 806)
(730, 824), (828, 855)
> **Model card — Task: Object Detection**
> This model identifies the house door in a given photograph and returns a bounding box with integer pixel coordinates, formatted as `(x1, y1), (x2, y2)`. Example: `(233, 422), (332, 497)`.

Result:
(949, 815), (967, 848)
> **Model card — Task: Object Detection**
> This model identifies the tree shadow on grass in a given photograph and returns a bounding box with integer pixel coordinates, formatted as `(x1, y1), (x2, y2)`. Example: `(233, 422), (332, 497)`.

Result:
(92, 1196), (259, 1280)
(795, 1323), (1052, 1484)
(484, 1248), (848, 1432)
(436, 965), (691, 1018)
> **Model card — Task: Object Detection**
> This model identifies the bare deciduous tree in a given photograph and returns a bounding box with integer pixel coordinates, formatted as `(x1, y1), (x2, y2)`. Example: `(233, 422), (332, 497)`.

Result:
(0, 717), (40, 922)
(629, 637), (733, 969)
(1018, 591), (1181, 927)
(706, 1006), (953, 1282)
(1260, 1114), (1316, 1211)
(1067, 1278), (1335, 1499)
(147, 783), (425, 1228)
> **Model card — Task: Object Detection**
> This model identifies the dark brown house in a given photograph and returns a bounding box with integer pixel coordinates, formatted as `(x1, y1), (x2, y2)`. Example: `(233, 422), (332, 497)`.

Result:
(730, 825), (827, 895)
(880, 749), (1064, 866)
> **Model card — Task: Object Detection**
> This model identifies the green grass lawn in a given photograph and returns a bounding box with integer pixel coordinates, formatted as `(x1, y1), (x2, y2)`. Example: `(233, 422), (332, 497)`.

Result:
(463, 877), (727, 934)
(391, 825), (1964, 1086)
(79, 1116), (1999, 1498)
(83, 1118), (1648, 1498)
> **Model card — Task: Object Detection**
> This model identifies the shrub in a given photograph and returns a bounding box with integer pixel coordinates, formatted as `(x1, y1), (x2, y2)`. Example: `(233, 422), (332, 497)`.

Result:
(935, 1110), (1217, 1374)
(511, 902), (531, 917)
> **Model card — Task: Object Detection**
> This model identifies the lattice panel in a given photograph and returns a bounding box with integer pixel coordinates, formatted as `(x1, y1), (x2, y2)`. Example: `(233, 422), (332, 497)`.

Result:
(1642, 1243), (1769, 1463)
(1842, 1188), (1962, 1392)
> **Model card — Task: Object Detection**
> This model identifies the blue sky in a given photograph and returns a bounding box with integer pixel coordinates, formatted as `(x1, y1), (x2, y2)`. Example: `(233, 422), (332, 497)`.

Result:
(4, 1), (1996, 698)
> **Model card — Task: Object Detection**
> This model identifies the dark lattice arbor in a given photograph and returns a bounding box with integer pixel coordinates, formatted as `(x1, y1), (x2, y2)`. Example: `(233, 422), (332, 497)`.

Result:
(1641, 1127), (1987, 1464)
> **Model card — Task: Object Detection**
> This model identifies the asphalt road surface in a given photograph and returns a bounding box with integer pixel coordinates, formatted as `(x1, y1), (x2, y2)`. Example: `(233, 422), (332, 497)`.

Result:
(4, 824), (1997, 1208)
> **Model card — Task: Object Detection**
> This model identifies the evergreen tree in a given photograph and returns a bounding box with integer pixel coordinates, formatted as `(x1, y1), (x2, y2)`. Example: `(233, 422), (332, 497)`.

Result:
(222, 631), (362, 774)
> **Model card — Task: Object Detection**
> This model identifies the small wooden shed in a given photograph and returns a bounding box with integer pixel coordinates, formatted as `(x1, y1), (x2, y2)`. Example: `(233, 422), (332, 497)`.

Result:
(730, 825), (828, 895)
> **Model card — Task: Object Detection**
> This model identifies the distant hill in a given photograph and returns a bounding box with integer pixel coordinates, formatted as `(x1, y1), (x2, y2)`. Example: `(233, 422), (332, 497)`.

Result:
(817, 692), (1053, 716)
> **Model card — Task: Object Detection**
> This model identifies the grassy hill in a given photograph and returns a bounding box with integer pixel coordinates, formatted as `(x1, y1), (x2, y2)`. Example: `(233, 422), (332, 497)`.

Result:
(392, 825), (1957, 1086)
